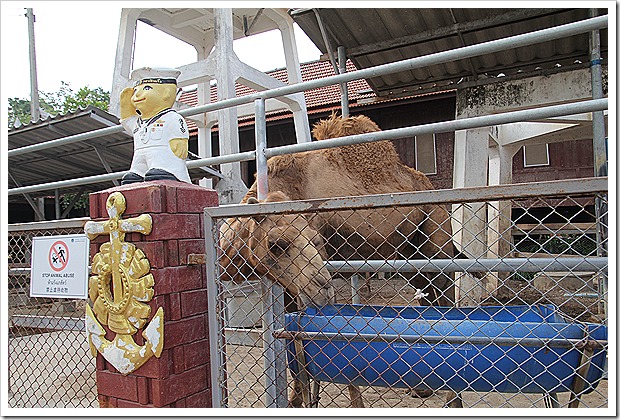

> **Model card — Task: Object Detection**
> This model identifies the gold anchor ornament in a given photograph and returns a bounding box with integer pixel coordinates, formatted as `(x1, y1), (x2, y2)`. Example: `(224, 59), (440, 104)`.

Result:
(84, 192), (164, 375)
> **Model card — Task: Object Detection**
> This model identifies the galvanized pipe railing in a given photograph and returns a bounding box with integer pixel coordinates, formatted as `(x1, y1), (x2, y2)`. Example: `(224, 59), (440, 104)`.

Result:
(9, 97), (607, 197)
(325, 257), (608, 274)
(8, 15), (608, 176)
(272, 330), (608, 350)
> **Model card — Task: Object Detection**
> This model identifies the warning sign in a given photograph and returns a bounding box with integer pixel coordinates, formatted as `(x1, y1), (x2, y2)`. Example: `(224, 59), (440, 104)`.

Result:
(30, 234), (90, 299)
(49, 240), (69, 272)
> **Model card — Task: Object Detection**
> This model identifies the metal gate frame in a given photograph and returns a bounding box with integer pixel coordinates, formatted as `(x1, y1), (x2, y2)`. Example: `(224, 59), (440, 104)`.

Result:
(204, 177), (608, 408)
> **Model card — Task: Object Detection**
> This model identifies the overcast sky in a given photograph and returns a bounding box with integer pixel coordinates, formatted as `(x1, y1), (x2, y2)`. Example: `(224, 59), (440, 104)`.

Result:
(0, 2), (323, 101)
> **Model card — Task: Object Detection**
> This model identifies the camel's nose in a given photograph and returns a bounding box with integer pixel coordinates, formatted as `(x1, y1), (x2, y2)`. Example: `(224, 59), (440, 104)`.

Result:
(301, 284), (334, 308)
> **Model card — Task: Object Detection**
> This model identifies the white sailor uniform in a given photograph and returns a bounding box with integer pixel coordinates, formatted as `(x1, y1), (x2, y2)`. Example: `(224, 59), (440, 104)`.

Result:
(121, 108), (191, 183)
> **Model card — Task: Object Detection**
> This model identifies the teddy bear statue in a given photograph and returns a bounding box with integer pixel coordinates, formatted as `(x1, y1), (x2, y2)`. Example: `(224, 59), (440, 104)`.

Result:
(119, 67), (191, 184)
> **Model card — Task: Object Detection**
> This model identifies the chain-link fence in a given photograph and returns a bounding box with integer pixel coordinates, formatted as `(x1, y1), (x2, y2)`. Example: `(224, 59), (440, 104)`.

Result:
(207, 178), (608, 409)
(7, 218), (98, 408)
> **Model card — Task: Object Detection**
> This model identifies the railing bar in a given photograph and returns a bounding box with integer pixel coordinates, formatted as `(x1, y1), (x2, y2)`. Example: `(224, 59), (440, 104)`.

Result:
(8, 15), (607, 158)
(325, 257), (608, 273)
(204, 177), (607, 218)
(273, 330), (608, 350)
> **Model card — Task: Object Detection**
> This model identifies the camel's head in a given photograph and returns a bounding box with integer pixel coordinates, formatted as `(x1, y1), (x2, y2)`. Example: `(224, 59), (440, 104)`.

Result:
(219, 191), (334, 308)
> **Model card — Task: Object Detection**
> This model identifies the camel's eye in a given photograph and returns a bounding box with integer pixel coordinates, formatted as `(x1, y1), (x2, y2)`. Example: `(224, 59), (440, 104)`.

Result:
(268, 239), (289, 256)
(311, 235), (323, 249)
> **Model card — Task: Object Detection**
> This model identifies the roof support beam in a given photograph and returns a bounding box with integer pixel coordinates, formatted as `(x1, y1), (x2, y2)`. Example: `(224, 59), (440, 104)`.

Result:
(92, 145), (120, 186)
(8, 170), (46, 220)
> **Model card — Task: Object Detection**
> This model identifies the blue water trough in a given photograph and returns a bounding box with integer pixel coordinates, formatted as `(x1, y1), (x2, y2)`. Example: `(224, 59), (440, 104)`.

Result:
(277, 304), (607, 395)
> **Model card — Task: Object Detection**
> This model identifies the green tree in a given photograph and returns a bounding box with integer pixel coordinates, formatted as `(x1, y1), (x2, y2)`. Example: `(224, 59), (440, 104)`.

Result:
(8, 82), (110, 128)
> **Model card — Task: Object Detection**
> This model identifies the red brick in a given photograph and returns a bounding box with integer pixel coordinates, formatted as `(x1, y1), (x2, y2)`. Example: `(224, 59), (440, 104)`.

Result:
(181, 289), (207, 318)
(163, 183), (178, 213)
(165, 239), (180, 267)
(117, 399), (155, 408)
(96, 354), (106, 371)
(164, 316), (206, 349)
(151, 365), (208, 407)
(134, 241), (166, 268)
(137, 377), (150, 405)
(168, 293), (182, 320)
(154, 265), (203, 295)
(88, 192), (100, 218)
(186, 389), (212, 408)
(183, 339), (210, 370)
(175, 185), (219, 213)
(172, 345), (185, 375)
(172, 398), (187, 408)
(178, 239), (205, 265)
(134, 349), (171, 379)
(111, 183), (165, 215)
(98, 395), (117, 408)
(96, 371), (138, 401)
(149, 213), (201, 241)
(149, 295), (166, 317)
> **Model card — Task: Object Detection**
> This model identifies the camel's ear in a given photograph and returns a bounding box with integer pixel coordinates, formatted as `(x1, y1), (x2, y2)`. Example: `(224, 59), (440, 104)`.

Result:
(246, 197), (266, 223)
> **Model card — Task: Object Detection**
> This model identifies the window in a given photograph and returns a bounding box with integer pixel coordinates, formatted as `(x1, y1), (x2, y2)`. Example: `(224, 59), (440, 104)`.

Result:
(415, 133), (437, 175)
(523, 143), (550, 167)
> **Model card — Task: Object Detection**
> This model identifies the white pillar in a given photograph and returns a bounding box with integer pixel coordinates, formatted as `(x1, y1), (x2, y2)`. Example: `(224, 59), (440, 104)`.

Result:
(110, 9), (142, 117)
(264, 9), (312, 144)
(194, 46), (217, 189)
(213, 8), (249, 204)
(452, 127), (490, 306)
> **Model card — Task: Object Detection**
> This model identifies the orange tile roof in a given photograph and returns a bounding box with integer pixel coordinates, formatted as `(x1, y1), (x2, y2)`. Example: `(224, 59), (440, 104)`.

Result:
(178, 59), (381, 132)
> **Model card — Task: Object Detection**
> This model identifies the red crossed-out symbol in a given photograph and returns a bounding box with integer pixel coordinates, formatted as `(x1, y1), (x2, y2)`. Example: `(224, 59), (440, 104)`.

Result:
(48, 240), (69, 272)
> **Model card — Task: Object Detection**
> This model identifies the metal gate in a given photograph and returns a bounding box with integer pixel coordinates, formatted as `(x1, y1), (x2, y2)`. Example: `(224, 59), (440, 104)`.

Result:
(205, 178), (608, 408)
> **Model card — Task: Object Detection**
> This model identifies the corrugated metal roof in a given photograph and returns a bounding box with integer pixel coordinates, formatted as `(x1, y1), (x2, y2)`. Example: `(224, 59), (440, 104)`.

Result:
(7, 106), (214, 201)
(290, 8), (608, 98)
(8, 106), (132, 201)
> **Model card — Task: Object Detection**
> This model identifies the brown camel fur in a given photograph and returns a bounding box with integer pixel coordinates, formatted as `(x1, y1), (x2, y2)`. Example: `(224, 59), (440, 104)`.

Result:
(235, 113), (457, 306)
(219, 191), (334, 308)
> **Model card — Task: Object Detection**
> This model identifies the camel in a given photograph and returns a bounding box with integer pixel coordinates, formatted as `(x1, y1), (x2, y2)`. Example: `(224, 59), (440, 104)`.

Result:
(225, 113), (458, 306)
(219, 113), (465, 407)
(219, 190), (334, 308)
(219, 190), (362, 407)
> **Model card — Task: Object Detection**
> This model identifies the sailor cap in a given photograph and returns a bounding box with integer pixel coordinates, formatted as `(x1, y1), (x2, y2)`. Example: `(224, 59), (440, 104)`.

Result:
(130, 67), (180, 87)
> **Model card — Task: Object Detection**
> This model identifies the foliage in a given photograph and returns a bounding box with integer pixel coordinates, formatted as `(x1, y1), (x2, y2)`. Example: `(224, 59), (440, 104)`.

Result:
(60, 192), (90, 212)
(8, 82), (110, 128)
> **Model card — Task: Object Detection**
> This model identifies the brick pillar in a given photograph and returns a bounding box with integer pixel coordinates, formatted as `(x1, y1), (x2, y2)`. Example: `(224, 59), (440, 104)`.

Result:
(88, 180), (218, 408)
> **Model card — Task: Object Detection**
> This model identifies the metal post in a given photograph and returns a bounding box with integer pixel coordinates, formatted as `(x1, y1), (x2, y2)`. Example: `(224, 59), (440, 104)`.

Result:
(338, 46), (349, 118)
(26, 8), (40, 122)
(589, 10), (608, 321)
(255, 99), (269, 199)
(255, 98), (288, 408)
(351, 274), (362, 304)
(204, 209), (225, 407)
(54, 189), (61, 220)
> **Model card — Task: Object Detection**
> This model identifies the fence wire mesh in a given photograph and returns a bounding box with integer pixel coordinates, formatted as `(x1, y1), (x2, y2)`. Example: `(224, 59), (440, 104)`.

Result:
(210, 184), (608, 409)
(7, 220), (97, 408)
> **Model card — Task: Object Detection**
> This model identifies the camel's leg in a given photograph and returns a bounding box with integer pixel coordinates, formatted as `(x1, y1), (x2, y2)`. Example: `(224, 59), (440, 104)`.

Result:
(445, 390), (464, 408)
(289, 379), (304, 407)
(420, 204), (458, 306)
(293, 338), (312, 407)
(310, 380), (321, 407)
(348, 384), (364, 407)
